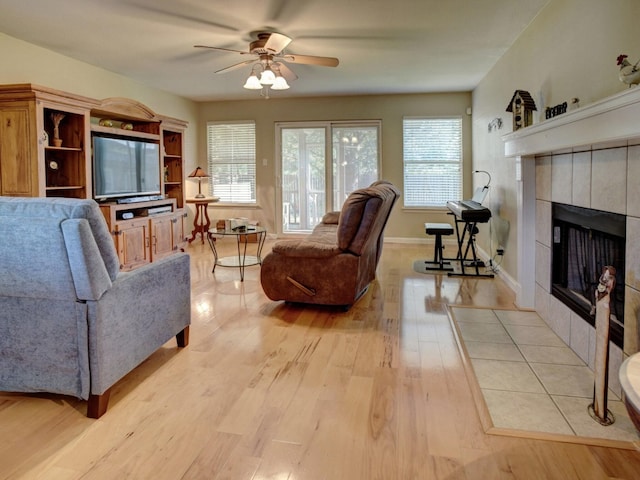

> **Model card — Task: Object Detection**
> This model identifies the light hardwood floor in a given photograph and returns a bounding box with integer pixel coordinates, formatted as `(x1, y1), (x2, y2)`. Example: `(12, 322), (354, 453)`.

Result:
(1, 240), (640, 479)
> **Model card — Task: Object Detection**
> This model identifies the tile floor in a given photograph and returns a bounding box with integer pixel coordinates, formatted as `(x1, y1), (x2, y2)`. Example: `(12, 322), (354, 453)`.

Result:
(450, 307), (640, 443)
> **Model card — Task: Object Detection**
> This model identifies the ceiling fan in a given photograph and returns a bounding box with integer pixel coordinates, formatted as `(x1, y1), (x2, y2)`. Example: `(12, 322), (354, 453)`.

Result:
(194, 32), (339, 93)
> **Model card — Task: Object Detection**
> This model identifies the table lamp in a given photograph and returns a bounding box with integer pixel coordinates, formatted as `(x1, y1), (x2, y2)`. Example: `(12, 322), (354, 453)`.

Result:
(187, 166), (210, 199)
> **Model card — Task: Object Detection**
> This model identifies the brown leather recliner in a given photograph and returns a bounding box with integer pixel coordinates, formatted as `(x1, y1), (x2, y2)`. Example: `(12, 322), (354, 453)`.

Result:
(260, 181), (399, 308)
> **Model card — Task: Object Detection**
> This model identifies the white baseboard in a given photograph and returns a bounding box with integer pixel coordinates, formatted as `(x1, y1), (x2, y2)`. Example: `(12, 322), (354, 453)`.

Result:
(476, 245), (519, 296)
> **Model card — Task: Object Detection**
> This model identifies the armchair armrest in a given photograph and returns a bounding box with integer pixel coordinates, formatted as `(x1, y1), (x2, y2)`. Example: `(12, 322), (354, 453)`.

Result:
(86, 253), (191, 396)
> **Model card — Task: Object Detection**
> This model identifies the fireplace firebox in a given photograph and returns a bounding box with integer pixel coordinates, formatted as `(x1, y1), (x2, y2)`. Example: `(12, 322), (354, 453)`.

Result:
(551, 203), (626, 348)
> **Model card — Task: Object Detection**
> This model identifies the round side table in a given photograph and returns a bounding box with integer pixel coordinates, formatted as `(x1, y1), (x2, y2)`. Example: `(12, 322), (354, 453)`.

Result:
(207, 226), (267, 281)
(186, 197), (219, 244)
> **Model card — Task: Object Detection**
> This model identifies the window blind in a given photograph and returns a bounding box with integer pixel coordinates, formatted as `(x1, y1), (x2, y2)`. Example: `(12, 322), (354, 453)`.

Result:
(207, 121), (256, 203)
(403, 117), (462, 207)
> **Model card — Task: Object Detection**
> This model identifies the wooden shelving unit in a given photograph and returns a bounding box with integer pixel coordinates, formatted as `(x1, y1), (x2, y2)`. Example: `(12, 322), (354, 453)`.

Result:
(160, 117), (188, 209)
(0, 84), (94, 198)
(0, 84), (190, 270)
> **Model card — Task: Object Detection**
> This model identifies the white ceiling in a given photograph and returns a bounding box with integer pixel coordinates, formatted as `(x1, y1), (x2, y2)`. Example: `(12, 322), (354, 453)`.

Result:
(0, 0), (549, 102)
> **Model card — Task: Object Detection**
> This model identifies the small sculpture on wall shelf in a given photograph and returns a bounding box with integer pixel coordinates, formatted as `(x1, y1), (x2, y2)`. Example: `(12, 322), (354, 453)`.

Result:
(487, 117), (503, 133)
(50, 112), (65, 147)
(506, 90), (536, 131)
(617, 54), (640, 87)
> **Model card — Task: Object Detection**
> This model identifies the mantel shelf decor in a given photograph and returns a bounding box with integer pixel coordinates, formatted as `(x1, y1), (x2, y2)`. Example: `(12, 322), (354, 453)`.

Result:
(506, 90), (536, 131)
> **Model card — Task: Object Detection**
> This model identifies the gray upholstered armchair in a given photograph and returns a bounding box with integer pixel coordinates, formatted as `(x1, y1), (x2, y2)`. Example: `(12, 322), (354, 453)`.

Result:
(0, 197), (191, 418)
(260, 181), (399, 308)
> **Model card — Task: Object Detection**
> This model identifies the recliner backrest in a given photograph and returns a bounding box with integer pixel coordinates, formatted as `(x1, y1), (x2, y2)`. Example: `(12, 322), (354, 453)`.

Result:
(336, 182), (399, 255)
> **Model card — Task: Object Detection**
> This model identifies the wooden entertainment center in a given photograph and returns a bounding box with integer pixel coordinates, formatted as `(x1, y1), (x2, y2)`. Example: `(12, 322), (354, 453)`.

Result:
(0, 84), (189, 270)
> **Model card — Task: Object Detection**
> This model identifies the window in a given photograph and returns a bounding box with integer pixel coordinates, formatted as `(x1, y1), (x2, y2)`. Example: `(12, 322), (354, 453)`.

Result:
(403, 117), (462, 207)
(207, 121), (256, 203)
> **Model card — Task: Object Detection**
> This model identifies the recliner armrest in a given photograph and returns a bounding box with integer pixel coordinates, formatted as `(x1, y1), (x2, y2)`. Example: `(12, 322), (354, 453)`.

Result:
(321, 211), (340, 224)
(271, 239), (342, 258)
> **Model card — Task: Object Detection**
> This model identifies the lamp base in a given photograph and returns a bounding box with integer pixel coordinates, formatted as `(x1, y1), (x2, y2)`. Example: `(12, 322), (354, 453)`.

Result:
(194, 193), (205, 199)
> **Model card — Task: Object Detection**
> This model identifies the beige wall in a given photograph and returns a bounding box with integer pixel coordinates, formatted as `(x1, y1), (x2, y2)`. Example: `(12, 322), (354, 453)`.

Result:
(0, 32), (200, 196)
(199, 92), (472, 237)
(472, 0), (640, 282)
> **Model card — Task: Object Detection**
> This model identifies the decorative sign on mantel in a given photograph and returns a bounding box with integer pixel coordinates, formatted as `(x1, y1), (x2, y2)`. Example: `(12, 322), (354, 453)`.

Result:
(545, 101), (567, 119)
(545, 98), (580, 120)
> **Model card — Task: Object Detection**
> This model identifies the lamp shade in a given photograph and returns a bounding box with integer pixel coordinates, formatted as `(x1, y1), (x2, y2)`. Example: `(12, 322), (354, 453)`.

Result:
(259, 68), (276, 85)
(188, 166), (209, 179)
(271, 75), (290, 90)
(187, 166), (210, 198)
(243, 74), (262, 90)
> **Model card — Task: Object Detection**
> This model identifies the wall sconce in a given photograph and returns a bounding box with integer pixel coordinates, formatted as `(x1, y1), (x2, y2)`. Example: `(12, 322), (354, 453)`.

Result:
(187, 166), (210, 198)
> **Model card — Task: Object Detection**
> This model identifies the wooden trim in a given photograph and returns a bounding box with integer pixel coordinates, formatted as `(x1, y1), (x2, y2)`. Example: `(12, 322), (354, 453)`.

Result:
(0, 83), (98, 110)
(90, 124), (160, 141)
(92, 97), (160, 122)
(159, 115), (189, 129)
(447, 305), (495, 432)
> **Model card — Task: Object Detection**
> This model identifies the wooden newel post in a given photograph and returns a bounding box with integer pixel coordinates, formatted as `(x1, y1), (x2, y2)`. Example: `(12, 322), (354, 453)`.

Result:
(588, 265), (616, 426)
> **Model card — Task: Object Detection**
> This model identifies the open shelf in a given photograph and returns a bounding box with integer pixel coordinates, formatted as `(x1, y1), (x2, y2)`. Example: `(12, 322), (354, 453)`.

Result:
(43, 106), (89, 199)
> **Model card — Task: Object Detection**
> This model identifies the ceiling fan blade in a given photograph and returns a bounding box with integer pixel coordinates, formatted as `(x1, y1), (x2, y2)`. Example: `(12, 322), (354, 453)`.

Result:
(273, 62), (298, 82)
(281, 54), (339, 67)
(264, 32), (292, 54)
(194, 45), (252, 55)
(215, 59), (257, 74)
(121, 2), (241, 33)
(265, 0), (308, 24)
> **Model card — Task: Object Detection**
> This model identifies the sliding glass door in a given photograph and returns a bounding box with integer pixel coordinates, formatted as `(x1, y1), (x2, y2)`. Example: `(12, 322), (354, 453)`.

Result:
(279, 126), (327, 232)
(276, 121), (380, 234)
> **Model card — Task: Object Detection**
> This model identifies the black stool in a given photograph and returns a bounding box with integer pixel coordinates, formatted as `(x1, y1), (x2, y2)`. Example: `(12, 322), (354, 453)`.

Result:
(424, 222), (454, 271)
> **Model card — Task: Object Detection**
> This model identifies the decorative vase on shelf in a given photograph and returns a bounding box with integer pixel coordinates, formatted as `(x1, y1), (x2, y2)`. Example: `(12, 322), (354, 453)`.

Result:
(50, 112), (65, 147)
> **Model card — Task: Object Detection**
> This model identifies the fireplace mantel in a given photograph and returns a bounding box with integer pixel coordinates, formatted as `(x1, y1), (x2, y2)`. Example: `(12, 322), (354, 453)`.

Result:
(499, 86), (640, 311)
(503, 86), (640, 157)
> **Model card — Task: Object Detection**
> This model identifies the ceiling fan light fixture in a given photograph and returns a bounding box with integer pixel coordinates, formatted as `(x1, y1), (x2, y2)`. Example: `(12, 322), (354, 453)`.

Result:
(259, 67), (276, 85)
(243, 73), (262, 90)
(197, 31), (340, 97)
(271, 75), (290, 90)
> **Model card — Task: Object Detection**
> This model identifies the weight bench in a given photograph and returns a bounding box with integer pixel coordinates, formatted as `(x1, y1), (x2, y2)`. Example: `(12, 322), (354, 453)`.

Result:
(424, 222), (454, 271)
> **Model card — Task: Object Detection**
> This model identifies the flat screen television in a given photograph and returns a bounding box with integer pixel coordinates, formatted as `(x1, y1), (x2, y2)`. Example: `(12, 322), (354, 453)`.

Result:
(93, 135), (161, 200)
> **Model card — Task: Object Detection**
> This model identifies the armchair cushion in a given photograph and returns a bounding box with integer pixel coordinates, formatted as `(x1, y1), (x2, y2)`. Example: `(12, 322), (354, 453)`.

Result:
(0, 197), (120, 282)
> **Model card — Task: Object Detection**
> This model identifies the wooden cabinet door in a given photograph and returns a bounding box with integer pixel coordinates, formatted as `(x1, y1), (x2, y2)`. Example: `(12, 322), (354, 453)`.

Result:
(150, 215), (174, 261)
(0, 106), (38, 196)
(172, 210), (188, 252)
(115, 219), (151, 271)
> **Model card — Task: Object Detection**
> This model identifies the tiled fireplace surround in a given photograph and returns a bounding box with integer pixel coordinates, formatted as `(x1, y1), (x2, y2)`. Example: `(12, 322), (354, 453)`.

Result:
(503, 87), (640, 398)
